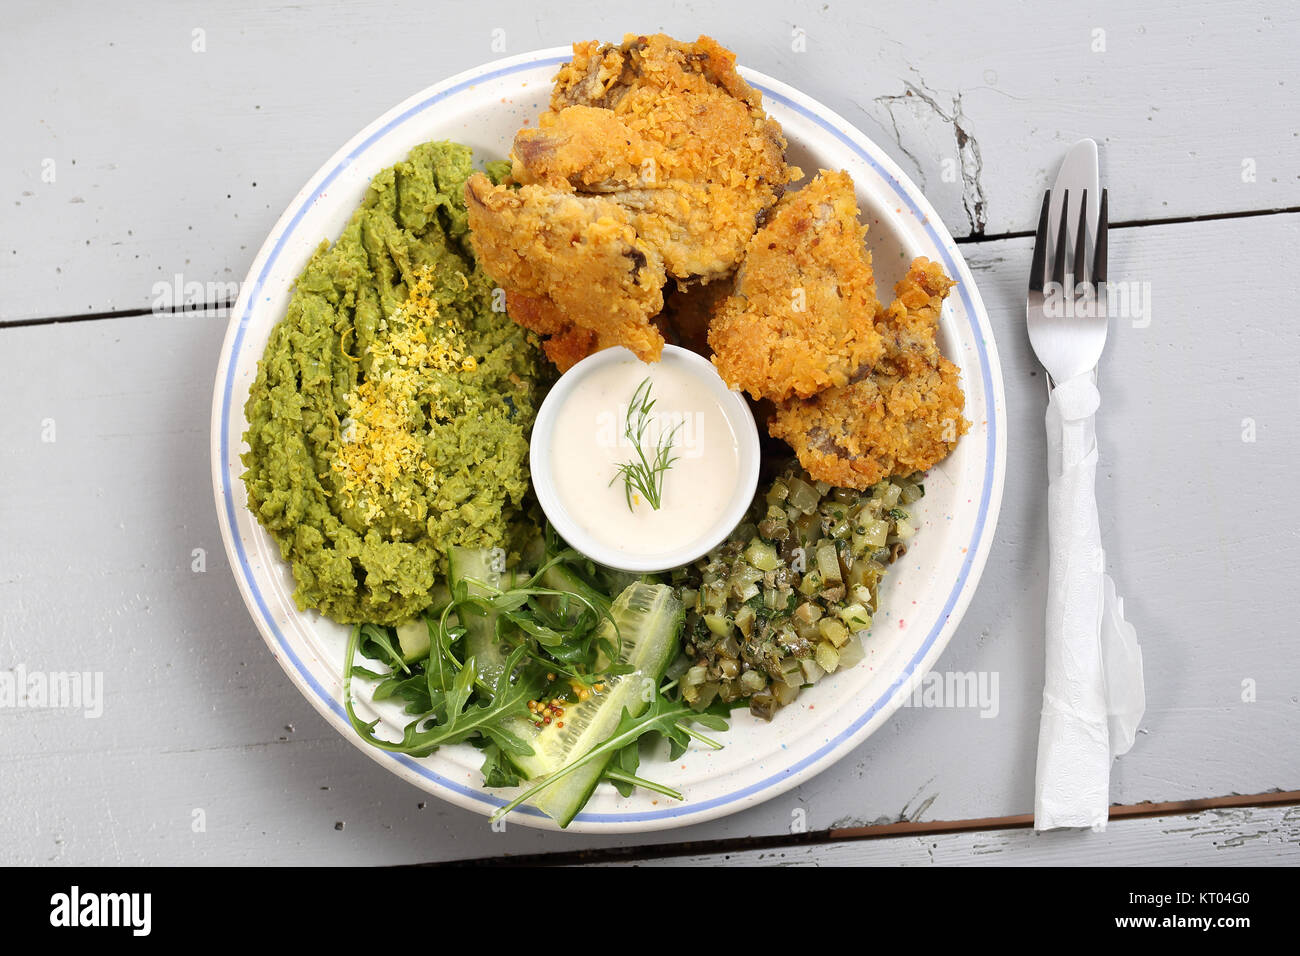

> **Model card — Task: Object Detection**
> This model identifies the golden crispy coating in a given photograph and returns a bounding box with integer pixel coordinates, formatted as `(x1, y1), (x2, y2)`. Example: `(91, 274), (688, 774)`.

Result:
(709, 170), (883, 402)
(503, 291), (599, 372)
(465, 176), (666, 368)
(550, 33), (765, 113)
(466, 34), (797, 369)
(511, 106), (650, 194)
(769, 257), (969, 489)
(539, 34), (794, 280)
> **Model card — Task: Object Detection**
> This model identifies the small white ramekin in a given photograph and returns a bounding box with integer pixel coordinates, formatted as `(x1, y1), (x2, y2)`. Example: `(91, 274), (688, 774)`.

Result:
(529, 345), (761, 573)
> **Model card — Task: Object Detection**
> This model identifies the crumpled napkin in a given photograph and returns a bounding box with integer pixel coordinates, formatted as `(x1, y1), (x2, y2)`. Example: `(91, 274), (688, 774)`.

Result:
(1034, 373), (1145, 831)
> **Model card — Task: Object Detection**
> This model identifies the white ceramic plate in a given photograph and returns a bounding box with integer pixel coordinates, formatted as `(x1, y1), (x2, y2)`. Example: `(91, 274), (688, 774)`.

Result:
(210, 47), (1007, 833)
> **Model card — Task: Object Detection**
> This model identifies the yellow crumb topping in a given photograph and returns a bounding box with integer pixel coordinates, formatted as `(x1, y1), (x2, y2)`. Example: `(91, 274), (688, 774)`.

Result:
(331, 267), (475, 523)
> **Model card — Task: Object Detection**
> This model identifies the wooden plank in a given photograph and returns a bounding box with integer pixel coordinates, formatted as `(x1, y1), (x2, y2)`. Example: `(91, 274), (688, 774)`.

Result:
(1, 215), (1297, 864)
(593, 804), (1300, 866)
(3, 0), (1297, 320)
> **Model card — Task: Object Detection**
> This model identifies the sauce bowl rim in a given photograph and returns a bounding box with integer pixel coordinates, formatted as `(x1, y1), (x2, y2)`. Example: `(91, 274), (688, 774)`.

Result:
(529, 344), (762, 573)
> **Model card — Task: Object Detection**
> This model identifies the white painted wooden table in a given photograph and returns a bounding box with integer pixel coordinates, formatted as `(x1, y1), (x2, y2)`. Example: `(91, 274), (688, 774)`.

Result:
(2, 0), (1297, 866)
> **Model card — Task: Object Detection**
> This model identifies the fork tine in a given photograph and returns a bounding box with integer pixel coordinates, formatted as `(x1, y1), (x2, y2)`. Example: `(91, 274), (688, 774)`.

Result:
(1052, 188), (1069, 289)
(1094, 188), (1108, 285)
(1073, 188), (1089, 285)
(1029, 190), (1050, 292)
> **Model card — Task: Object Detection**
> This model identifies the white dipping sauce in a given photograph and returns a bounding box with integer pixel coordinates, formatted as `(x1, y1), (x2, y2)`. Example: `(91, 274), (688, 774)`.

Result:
(549, 355), (742, 559)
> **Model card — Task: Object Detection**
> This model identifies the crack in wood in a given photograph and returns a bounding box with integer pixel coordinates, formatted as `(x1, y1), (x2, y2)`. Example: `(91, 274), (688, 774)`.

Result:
(874, 75), (988, 235)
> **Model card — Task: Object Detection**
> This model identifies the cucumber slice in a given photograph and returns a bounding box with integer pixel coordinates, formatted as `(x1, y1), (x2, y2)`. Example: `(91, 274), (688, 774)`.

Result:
(427, 581), (452, 617)
(394, 618), (431, 665)
(539, 563), (611, 625)
(508, 582), (683, 827)
(448, 547), (510, 695)
(392, 580), (456, 666)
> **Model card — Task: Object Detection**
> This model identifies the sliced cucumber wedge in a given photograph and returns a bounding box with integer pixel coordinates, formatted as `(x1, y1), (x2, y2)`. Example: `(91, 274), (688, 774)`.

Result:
(447, 546), (511, 695)
(508, 581), (683, 827)
(539, 562), (611, 626)
(393, 581), (453, 666)
(394, 618), (431, 665)
(595, 564), (662, 596)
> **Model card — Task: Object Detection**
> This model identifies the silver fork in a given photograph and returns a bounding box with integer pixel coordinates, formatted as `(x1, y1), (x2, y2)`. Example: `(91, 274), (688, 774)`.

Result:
(1026, 185), (1109, 383)
(1026, 144), (1135, 830)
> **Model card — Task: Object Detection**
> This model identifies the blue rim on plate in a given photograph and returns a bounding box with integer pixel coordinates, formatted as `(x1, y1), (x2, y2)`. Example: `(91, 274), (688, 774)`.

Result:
(213, 50), (1004, 828)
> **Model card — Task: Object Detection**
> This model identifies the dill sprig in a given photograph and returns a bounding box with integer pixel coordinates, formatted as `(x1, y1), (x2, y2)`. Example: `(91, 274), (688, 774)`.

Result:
(610, 377), (681, 512)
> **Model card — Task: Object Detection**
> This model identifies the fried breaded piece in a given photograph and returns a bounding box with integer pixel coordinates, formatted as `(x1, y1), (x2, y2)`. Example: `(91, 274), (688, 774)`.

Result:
(503, 291), (598, 372)
(511, 105), (650, 194)
(521, 35), (794, 280)
(769, 257), (969, 489)
(550, 33), (766, 114)
(465, 177), (666, 369)
(709, 170), (883, 402)
(467, 34), (797, 369)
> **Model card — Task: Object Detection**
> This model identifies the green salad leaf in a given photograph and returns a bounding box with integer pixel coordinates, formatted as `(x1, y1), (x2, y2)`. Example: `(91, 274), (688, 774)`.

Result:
(343, 533), (735, 824)
(344, 634), (544, 758)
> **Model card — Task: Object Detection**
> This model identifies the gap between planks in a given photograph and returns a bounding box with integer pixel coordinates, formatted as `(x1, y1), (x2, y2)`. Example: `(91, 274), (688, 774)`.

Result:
(4, 205), (1299, 331)
(0, 301), (235, 331)
(430, 790), (1300, 867)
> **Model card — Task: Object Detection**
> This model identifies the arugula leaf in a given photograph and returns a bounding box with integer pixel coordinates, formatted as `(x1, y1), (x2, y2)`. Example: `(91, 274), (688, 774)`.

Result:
(488, 591), (531, 614)
(667, 706), (730, 760)
(503, 610), (566, 646)
(477, 741), (523, 789)
(444, 656), (477, 724)
(424, 610), (461, 696)
(603, 766), (681, 801)
(358, 622), (410, 674)
(478, 718), (535, 758)
(343, 627), (545, 759)
(373, 670), (433, 715)
(608, 740), (642, 798)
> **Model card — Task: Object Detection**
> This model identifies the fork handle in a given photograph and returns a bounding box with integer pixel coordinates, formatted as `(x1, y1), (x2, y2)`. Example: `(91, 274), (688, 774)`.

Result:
(1035, 371), (1111, 828)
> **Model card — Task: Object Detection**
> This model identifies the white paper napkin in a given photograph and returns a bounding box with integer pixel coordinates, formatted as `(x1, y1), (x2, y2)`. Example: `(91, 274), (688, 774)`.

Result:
(1034, 373), (1145, 831)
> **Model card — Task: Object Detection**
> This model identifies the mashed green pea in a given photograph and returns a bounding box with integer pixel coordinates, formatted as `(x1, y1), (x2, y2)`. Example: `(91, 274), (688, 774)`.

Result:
(242, 141), (547, 625)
